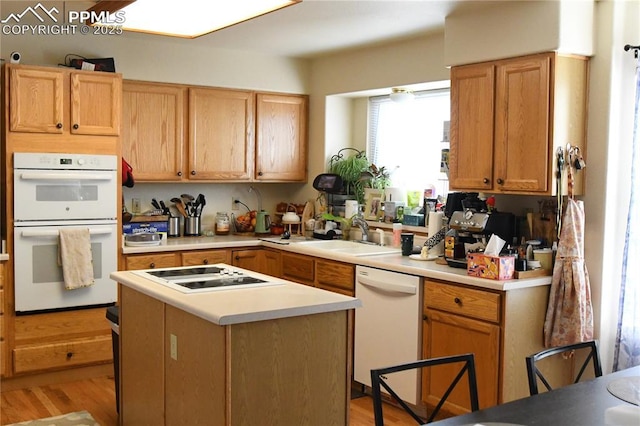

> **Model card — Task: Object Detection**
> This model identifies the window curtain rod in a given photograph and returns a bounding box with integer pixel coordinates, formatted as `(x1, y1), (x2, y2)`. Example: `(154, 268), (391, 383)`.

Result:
(624, 44), (640, 58)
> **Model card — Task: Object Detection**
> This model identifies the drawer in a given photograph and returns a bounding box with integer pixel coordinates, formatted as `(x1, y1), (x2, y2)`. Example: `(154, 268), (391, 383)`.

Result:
(125, 253), (179, 270)
(425, 281), (501, 323)
(13, 335), (113, 374)
(316, 260), (354, 293)
(182, 249), (230, 266)
(281, 253), (314, 285)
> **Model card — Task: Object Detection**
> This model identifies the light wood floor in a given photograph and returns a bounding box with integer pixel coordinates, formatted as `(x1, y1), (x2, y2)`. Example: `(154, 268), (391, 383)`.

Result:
(1, 375), (417, 425)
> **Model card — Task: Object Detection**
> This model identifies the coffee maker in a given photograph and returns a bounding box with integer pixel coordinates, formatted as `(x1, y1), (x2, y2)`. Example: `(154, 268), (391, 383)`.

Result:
(444, 193), (515, 268)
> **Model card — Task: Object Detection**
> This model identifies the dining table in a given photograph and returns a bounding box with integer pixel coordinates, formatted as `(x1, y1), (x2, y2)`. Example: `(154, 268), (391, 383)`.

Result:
(430, 365), (640, 426)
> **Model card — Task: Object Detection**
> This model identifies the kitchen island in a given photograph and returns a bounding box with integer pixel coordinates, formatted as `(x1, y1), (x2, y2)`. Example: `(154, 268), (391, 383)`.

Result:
(110, 266), (361, 426)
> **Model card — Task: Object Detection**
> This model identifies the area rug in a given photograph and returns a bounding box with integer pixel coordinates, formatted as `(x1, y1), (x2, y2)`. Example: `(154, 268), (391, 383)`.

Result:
(7, 410), (99, 426)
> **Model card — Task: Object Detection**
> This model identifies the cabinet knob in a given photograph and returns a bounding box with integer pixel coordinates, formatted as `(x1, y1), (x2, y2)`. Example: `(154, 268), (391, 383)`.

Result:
(258, 171), (263, 176)
(235, 256), (240, 261)
(73, 124), (79, 130)
(483, 178), (490, 184)
(422, 314), (428, 321)
(56, 123), (63, 129)
(191, 170), (196, 176)
(66, 352), (73, 359)
(150, 263), (156, 268)
(203, 259), (209, 265)
(177, 171), (182, 177)
(454, 297), (462, 305)
(497, 178), (504, 185)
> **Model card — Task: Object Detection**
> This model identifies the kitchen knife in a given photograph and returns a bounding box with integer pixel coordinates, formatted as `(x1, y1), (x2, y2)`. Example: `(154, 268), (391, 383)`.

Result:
(151, 198), (161, 210)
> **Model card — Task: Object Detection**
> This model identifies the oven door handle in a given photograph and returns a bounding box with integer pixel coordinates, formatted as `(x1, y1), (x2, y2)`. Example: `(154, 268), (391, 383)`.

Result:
(20, 228), (114, 237)
(19, 172), (114, 181)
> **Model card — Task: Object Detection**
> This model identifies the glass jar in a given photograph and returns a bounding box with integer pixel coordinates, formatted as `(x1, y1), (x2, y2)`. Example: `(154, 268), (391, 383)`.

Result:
(214, 212), (230, 235)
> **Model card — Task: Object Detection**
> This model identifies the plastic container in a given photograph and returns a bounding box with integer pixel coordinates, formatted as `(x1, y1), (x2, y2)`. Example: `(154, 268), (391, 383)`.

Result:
(392, 223), (402, 247)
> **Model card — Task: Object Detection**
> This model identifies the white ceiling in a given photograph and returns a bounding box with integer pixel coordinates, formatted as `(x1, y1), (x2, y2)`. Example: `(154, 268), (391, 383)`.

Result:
(113, 0), (489, 59)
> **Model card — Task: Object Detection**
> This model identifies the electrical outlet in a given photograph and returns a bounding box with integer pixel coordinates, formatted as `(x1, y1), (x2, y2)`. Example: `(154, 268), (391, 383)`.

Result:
(170, 334), (178, 360)
(232, 197), (239, 210)
(132, 198), (141, 213)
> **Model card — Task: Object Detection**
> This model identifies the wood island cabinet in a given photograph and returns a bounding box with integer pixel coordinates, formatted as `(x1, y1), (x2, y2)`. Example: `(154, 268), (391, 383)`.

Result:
(120, 284), (350, 425)
(449, 52), (588, 195)
(255, 93), (308, 181)
(122, 81), (186, 180)
(121, 80), (308, 182)
(8, 65), (121, 136)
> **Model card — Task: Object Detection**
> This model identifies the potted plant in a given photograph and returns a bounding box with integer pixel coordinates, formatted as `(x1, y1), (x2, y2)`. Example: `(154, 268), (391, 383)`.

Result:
(328, 148), (371, 205)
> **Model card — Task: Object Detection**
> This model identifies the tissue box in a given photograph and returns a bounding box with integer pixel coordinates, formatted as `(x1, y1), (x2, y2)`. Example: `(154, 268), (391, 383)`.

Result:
(467, 253), (515, 280)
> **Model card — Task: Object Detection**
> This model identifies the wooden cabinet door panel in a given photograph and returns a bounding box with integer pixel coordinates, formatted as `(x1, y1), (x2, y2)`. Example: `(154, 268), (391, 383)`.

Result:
(255, 93), (308, 181)
(315, 260), (354, 294)
(281, 252), (314, 285)
(260, 249), (282, 277)
(70, 72), (122, 135)
(423, 309), (500, 411)
(494, 54), (551, 192)
(231, 249), (261, 272)
(182, 249), (230, 266)
(449, 63), (495, 190)
(189, 88), (254, 180)
(122, 81), (185, 180)
(124, 253), (179, 270)
(9, 67), (64, 133)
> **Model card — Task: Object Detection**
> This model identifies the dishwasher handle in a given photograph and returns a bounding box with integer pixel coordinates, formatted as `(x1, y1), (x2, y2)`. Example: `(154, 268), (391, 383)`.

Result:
(357, 275), (417, 295)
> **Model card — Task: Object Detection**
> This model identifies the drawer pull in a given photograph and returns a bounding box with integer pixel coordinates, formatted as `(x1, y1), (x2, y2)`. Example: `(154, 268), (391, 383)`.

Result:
(66, 352), (73, 359)
(150, 263), (156, 268)
(73, 124), (79, 130)
(483, 178), (489, 184)
(203, 259), (209, 265)
(454, 297), (462, 305)
(56, 123), (63, 129)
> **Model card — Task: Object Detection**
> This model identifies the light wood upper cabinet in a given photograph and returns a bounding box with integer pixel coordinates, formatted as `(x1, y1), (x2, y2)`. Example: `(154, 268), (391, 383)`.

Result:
(189, 87), (254, 180)
(255, 93), (308, 182)
(449, 52), (588, 195)
(122, 81), (186, 180)
(8, 65), (121, 136)
(70, 72), (121, 135)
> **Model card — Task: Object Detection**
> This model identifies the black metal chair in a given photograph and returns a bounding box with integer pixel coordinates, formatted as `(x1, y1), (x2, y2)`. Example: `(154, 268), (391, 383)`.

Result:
(525, 340), (603, 396)
(370, 353), (479, 425)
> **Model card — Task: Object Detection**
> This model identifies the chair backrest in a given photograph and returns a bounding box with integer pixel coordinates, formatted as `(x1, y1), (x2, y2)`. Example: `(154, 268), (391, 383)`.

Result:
(525, 340), (603, 396)
(370, 353), (479, 425)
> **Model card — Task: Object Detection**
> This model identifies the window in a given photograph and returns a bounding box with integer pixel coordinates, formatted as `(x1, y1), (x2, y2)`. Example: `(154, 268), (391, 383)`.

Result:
(368, 89), (450, 199)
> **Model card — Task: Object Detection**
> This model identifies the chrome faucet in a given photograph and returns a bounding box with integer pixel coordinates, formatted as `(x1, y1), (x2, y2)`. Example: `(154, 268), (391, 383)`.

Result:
(351, 216), (370, 242)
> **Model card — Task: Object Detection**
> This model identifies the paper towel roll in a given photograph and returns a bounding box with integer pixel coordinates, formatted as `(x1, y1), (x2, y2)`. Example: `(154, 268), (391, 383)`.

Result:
(427, 211), (445, 255)
(345, 200), (359, 219)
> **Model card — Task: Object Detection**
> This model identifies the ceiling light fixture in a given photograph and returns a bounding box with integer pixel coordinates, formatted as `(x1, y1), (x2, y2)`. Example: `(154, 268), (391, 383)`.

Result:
(389, 88), (414, 103)
(90, 0), (301, 39)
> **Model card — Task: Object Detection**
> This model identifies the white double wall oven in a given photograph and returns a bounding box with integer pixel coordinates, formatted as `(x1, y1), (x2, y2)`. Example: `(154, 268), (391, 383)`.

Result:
(13, 153), (118, 313)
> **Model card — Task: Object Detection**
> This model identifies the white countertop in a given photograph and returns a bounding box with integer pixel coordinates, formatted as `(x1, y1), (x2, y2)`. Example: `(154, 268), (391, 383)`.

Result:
(122, 235), (552, 292)
(111, 267), (361, 326)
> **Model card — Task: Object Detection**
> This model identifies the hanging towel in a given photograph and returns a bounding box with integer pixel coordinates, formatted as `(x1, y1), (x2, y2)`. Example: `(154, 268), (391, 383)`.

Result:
(59, 228), (95, 290)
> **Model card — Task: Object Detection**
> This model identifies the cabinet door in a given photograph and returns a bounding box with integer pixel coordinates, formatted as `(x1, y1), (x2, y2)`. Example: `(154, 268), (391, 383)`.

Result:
(494, 54), (551, 192)
(182, 249), (230, 266)
(422, 309), (500, 412)
(70, 72), (122, 135)
(189, 88), (254, 180)
(124, 253), (179, 270)
(260, 249), (282, 277)
(122, 81), (186, 180)
(315, 259), (354, 296)
(281, 252), (314, 286)
(449, 63), (495, 190)
(9, 67), (64, 133)
(255, 93), (308, 181)
(231, 249), (261, 272)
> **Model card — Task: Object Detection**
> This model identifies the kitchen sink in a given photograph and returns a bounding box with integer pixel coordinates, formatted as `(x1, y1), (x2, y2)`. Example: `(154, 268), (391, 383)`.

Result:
(295, 239), (400, 257)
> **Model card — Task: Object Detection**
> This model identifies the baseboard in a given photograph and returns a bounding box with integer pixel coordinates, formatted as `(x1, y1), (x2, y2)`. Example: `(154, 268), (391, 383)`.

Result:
(0, 363), (114, 392)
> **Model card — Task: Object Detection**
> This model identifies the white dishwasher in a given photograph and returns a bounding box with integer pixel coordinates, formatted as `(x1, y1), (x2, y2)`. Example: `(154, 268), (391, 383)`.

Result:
(354, 265), (422, 405)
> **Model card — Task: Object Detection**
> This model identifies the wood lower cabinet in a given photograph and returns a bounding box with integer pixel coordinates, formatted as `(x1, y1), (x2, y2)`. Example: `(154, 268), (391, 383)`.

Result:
(422, 279), (551, 410)
(120, 285), (349, 425)
(12, 308), (112, 375)
(182, 249), (230, 266)
(0, 261), (5, 377)
(123, 252), (180, 270)
(315, 259), (355, 296)
(281, 252), (315, 286)
(449, 52), (588, 195)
